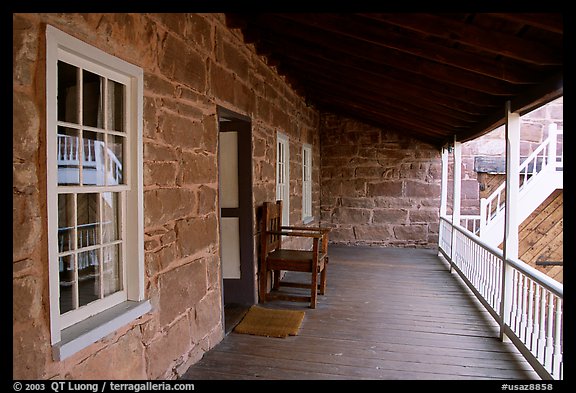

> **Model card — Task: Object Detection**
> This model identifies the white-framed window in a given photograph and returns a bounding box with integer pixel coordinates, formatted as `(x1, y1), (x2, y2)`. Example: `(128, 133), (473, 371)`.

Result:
(46, 25), (149, 360)
(276, 132), (290, 225)
(302, 144), (313, 223)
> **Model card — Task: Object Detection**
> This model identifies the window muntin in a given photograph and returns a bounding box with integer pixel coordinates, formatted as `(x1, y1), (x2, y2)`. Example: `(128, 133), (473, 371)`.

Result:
(302, 144), (312, 221)
(276, 132), (290, 225)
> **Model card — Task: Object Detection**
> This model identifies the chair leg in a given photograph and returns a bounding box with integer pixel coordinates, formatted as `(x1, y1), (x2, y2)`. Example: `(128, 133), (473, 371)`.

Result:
(310, 265), (318, 309)
(319, 265), (327, 295)
(273, 270), (281, 290)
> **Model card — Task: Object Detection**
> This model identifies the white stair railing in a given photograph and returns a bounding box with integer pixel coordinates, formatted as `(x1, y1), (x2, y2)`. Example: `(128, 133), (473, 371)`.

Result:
(476, 123), (562, 241)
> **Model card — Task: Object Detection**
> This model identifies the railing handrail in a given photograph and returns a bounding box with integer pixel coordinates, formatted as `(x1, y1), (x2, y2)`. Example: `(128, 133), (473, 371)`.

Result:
(441, 216), (563, 297)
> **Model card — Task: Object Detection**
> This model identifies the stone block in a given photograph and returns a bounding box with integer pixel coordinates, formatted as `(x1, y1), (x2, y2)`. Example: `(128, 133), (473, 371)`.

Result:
(373, 209), (408, 224)
(68, 328), (147, 380)
(159, 34), (206, 92)
(13, 275), (42, 323)
(13, 191), (41, 262)
(354, 225), (394, 242)
(404, 180), (441, 198)
(198, 185), (217, 215)
(341, 197), (375, 209)
(146, 316), (192, 380)
(158, 260), (207, 327)
(393, 224), (428, 241)
(179, 151), (217, 185)
(144, 188), (197, 227)
(367, 181), (403, 197)
(193, 289), (222, 340)
(409, 210), (439, 224)
(222, 40), (250, 81)
(13, 90), (40, 161)
(331, 207), (371, 225)
(144, 142), (178, 163)
(328, 227), (355, 242)
(144, 161), (178, 187)
(209, 62), (235, 104)
(175, 214), (218, 257)
(13, 14), (38, 87)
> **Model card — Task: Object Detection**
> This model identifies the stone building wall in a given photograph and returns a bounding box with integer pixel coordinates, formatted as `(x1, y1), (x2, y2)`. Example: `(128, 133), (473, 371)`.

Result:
(320, 114), (442, 248)
(13, 13), (319, 379)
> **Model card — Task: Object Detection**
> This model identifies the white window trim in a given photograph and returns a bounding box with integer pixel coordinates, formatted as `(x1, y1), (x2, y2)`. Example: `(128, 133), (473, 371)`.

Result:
(46, 25), (149, 360)
(276, 132), (290, 225)
(302, 143), (313, 224)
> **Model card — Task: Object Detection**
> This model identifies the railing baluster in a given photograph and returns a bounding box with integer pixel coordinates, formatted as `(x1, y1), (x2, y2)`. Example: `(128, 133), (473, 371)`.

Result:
(544, 292), (554, 371)
(532, 285), (541, 354)
(520, 274), (528, 341)
(538, 288), (547, 363)
(526, 279), (534, 350)
(553, 298), (562, 379)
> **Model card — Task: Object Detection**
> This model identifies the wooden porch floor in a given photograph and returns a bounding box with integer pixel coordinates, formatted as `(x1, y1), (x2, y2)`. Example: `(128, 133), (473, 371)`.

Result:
(181, 246), (538, 380)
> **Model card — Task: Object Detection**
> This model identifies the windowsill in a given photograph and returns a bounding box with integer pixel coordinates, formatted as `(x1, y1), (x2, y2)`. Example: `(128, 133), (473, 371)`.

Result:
(303, 216), (315, 225)
(53, 300), (152, 361)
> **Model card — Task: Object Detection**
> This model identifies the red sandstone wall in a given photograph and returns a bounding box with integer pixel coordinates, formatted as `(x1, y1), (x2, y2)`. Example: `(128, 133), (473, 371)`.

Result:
(13, 13), (319, 379)
(319, 115), (442, 248)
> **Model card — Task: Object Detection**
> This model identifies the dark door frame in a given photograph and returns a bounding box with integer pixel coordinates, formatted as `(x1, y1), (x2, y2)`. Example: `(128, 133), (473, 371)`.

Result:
(217, 107), (255, 306)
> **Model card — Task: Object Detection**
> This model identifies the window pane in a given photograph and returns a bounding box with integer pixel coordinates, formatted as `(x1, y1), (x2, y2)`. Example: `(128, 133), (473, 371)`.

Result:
(82, 131), (106, 186)
(57, 127), (80, 185)
(83, 70), (104, 128)
(107, 135), (125, 185)
(101, 192), (120, 243)
(108, 80), (125, 132)
(78, 249), (100, 307)
(57, 61), (79, 124)
(103, 244), (121, 296)
(76, 193), (100, 248)
(59, 254), (75, 314)
(58, 194), (75, 253)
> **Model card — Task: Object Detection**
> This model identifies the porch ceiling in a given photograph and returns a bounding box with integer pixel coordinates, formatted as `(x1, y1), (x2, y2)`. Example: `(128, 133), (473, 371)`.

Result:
(225, 13), (563, 148)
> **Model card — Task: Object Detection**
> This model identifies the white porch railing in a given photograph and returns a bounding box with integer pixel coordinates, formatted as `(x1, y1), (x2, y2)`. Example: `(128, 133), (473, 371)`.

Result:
(439, 217), (563, 380)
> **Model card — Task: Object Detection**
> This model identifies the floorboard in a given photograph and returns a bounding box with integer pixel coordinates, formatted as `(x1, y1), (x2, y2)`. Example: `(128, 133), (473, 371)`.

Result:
(181, 246), (539, 380)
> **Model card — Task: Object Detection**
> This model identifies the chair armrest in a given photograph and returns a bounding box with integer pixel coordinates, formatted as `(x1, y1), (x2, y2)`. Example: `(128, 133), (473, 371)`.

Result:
(267, 230), (325, 239)
(281, 226), (331, 234)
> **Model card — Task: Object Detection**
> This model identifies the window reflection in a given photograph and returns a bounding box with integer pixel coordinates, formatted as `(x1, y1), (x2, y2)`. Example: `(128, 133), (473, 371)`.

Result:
(57, 61), (79, 124)
(78, 249), (100, 307)
(83, 70), (104, 128)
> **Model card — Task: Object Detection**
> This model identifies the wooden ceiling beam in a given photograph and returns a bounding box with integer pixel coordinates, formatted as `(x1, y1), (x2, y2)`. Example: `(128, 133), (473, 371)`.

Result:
(272, 56), (500, 121)
(361, 13), (562, 66)
(268, 44), (501, 110)
(274, 13), (541, 84)
(488, 13), (563, 35)
(257, 14), (521, 96)
(317, 99), (450, 146)
(299, 73), (480, 126)
(308, 84), (466, 136)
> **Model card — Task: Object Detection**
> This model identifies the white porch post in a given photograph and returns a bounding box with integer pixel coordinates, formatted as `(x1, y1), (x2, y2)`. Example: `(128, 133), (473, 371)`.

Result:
(450, 138), (462, 272)
(440, 146), (449, 218)
(500, 101), (520, 341)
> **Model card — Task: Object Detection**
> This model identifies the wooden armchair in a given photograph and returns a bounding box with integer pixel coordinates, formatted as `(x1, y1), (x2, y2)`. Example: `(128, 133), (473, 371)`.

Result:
(259, 200), (330, 309)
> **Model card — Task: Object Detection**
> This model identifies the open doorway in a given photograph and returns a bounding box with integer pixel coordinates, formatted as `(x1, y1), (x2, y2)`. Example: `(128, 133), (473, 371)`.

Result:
(217, 107), (255, 334)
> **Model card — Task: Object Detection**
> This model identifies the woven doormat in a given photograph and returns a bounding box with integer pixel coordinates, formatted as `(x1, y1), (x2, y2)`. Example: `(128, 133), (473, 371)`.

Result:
(233, 305), (305, 338)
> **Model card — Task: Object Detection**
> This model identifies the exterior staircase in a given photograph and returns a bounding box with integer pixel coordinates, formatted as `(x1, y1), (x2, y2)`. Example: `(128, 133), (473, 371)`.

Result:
(468, 123), (563, 247)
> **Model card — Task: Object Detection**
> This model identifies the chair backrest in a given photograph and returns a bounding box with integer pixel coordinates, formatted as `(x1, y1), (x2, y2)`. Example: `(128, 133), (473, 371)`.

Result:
(261, 200), (283, 254)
